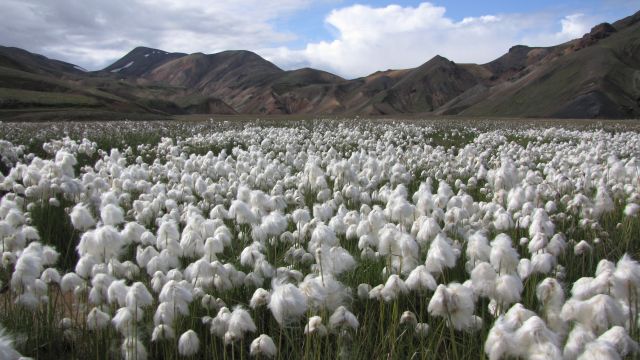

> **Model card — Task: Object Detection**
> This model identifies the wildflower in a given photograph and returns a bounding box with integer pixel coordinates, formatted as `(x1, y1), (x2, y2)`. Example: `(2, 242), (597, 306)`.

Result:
(178, 330), (200, 356)
(269, 282), (308, 326)
(304, 316), (327, 336)
(151, 324), (175, 341)
(400, 311), (417, 327)
(329, 306), (359, 331)
(250, 334), (277, 358)
(406, 265), (437, 293)
(70, 203), (95, 230)
(250, 288), (271, 309)
(121, 336), (147, 360)
(226, 306), (256, 342)
(87, 307), (111, 331)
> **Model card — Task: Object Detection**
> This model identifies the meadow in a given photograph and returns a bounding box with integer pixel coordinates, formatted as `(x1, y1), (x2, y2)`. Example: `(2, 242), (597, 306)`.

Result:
(0, 117), (639, 359)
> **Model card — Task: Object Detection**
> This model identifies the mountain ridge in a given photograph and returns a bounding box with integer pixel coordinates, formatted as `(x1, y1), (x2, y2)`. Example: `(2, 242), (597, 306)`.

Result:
(1, 10), (639, 120)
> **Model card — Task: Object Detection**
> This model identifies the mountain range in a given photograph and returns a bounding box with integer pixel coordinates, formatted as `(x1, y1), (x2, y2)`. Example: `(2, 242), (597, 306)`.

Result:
(1, 10), (639, 121)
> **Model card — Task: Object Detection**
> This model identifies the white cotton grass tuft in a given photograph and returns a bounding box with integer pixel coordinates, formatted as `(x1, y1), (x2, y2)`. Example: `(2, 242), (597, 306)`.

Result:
(512, 315), (561, 358)
(305, 316), (327, 336)
(250, 334), (277, 359)
(576, 340), (620, 360)
(125, 282), (153, 309)
(405, 265), (437, 293)
(380, 274), (408, 302)
(112, 306), (143, 335)
(517, 258), (533, 280)
(209, 307), (231, 338)
(225, 306), (256, 343)
(536, 277), (565, 335)
(178, 329), (200, 356)
(101, 203), (125, 226)
(561, 294), (625, 335)
(0, 324), (23, 360)
(60, 272), (84, 293)
(70, 203), (96, 231)
(613, 253), (640, 300)
(424, 233), (457, 274)
(121, 336), (148, 360)
(490, 234), (519, 274)
(250, 288), (271, 309)
(597, 326), (639, 357)
(268, 281), (308, 326)
(624, 203), (640, 217)
(151, 324), (176, 342)
(400, 311), (417, 327)
(40, 267), (61, 284)
(415, 323), (429, 338)
(466, 231), (491, 267)
(328, 306), (359, 331)
(574, 240), (592, 256)
(563, 324), (596, 360)
(87, 307), (111, 331)
(494, 273), (523, 307)
(470, 262), (497, 299)
(428, 283), (479, 331)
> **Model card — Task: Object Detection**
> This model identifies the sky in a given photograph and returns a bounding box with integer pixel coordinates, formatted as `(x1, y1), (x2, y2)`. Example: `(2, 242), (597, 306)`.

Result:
(1, 0), (638, 78)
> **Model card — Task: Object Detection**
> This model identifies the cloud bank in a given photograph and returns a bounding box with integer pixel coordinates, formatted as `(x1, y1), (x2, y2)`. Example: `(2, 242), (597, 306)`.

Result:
(1, 0), (309, 69)
(0, 1), (614, 78)
(261, 3), (597, 77)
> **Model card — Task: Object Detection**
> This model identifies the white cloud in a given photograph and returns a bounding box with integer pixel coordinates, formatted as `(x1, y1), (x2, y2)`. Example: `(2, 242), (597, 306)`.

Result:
(520, 12), (595, 48)
(559, 13), (590, 39)
(0, 0), (310, 69)
(0, 0), (612, 77)
(260, 3), (602, 78)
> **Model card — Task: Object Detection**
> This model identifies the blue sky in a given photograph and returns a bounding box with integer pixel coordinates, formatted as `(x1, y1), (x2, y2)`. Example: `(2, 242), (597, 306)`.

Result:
(2, 0), (639, 78)
(275, 0), (637, 48)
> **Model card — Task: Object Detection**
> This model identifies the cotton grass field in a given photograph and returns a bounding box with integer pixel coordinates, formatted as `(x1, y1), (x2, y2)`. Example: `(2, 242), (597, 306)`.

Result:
(0, 118), (639, 359)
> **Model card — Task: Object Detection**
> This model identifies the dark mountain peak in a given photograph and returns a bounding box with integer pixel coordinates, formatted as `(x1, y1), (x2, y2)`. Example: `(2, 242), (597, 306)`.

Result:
(590, 22), (617, 34)
(613, 10), (640, 30)
(0, 45), (84, 76)
(124, 46), (166, 55)
(286, 67), (344, 80)
(143, 48), (283, 92)
(508, 45), (532, 54)
(483, 45), (549, 80)
(572, 22), (617, 51)
(102, 47), (187, 76)
(212, 50), (282, 71)
(427, 55), (452, 64)
(271, 67), (344, 95)
(413, 55), (455, 72)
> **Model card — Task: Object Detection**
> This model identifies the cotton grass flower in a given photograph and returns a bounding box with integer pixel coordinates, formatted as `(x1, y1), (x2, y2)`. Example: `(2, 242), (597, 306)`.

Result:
(101, 203), (124, 226)
(87, 307), (111, 331)
(178, 329), (200, 356)
(225, 306), (256, 343)
(151, 324), (175, 342)
(250, 334), (277, 358)
(428, 283), (479, 331)
(305, 316), (327, 336)
(0, 325), (23, 360)
(329, 306), (359, 332)
(268, 281), (308, 326)
(70, 203), (95, 230)
(121, 336), (147, 360)
(250, 288), (271, 309)
(405, 265), (437, 293)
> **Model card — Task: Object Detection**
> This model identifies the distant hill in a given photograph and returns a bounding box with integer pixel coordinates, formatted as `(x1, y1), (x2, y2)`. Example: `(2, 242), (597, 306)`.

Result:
(1, 10), (639, 120)
(101, 46), (187, 77)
